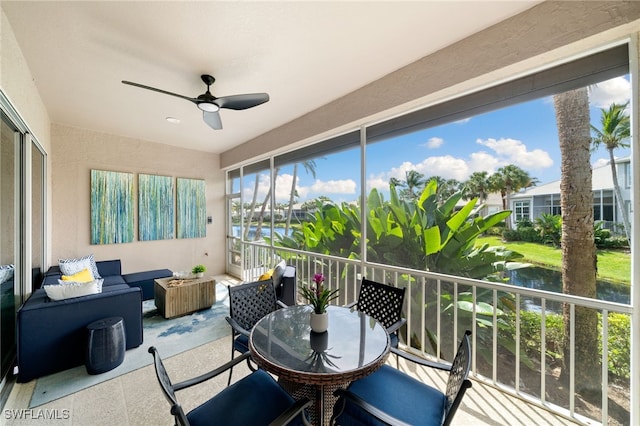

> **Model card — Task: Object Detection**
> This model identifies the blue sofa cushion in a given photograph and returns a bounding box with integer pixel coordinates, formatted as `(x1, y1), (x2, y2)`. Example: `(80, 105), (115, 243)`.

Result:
(96, 259), (122, 277)
(187, 369), (305, 426)
(17, 259), (158, 382)
(17, 284), (143, 382)
(122, 269), (173, 301)
(233, 334), (250, 354)
(102, 275), (127, 286)
(336, 364), (446, 426)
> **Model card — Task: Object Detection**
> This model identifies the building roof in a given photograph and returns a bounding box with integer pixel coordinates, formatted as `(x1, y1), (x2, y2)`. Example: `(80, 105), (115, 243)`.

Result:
(511, 157), (629, 199)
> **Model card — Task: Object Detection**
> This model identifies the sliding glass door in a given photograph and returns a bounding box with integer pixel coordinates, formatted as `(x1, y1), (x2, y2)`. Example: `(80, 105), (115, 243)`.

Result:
(0, 114), (19, 382)
(0, 101), (46, 391)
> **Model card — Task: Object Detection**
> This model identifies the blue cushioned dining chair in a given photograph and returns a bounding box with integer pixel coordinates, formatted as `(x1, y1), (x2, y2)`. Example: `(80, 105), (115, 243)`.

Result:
(347, 278), (406, 349)
(330, 330), (472, 426)
(149, 347), (311, 426)
(225, 279), (287, 384)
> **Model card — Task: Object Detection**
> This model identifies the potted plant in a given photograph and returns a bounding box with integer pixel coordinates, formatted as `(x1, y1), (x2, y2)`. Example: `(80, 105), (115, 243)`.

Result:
(300, 273), (339, 333)
(192, 264), (206, 278)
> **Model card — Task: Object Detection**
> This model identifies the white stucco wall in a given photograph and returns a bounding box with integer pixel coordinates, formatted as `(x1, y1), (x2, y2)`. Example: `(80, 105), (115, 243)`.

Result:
(50, 124), (225, 275)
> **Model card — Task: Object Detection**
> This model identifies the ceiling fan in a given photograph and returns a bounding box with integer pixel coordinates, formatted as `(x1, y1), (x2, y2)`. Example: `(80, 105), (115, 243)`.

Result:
(121, 74), (269, 130)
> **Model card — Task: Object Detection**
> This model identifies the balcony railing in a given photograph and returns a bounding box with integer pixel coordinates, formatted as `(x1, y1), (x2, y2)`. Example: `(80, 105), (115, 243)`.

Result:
(238, 238), (633, 425)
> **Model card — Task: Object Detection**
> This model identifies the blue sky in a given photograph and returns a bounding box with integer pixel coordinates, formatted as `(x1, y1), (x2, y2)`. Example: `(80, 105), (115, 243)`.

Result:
(257, 76), (631, 205)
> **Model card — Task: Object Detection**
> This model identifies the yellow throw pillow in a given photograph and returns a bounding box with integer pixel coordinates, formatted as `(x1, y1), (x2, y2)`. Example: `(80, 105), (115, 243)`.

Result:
(61, 268), (94, 283)
(259, 269), (274, 281)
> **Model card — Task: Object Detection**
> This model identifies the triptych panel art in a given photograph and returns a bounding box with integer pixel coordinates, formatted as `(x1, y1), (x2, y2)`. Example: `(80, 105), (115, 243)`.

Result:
(90, 170), (205, 245)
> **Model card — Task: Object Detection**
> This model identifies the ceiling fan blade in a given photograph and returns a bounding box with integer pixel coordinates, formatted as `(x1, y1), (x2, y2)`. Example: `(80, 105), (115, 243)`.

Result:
(122, 80), (197, 104)
(203, 110), (223, 130)
(216, 93), (269, 110)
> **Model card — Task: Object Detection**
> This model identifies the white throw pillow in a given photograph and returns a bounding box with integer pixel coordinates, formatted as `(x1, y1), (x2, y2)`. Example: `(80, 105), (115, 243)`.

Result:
(59, 254), (101, 279)
(0, 264), (14, 284)
(272, 260), (287, 285)
(58, 278), (103, 292)
(44, 279), (102, 301)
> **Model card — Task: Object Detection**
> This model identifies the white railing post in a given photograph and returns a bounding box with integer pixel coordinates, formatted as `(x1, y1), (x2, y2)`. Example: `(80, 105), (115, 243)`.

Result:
(629, 32), (640, 426)
(515, 294), (521, 394)
(570, 304), (575, 416)
(541, 299), (546, 405)
(602, 309), (609, 423)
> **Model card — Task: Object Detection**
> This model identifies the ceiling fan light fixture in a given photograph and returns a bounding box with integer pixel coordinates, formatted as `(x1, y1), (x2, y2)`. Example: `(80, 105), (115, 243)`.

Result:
(122, 74), (268, 130)
(197, 102), (219, 113)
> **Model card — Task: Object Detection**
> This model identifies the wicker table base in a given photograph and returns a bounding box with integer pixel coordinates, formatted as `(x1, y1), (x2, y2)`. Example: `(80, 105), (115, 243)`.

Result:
(250, 306), (390, 426)
(279, 379), (348, 426)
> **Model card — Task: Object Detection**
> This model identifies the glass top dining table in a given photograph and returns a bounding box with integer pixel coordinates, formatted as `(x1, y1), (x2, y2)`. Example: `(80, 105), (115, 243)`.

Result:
(249, 304), (390, 425)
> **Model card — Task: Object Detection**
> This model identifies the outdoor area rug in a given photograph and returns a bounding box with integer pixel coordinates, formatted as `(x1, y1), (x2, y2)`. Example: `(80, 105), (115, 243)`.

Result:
(29, 281), (232, 408)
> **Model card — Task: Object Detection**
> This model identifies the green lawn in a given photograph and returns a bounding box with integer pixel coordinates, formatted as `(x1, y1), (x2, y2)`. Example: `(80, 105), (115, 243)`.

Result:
(477, 236), (631, 286)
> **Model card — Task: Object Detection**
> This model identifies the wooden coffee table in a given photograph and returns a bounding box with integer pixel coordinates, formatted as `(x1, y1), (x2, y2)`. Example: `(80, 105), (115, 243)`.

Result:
(154, 276), (216, 319)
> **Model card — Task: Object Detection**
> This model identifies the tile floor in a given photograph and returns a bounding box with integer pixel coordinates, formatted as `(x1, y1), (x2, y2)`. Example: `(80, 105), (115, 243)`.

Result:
(3, 277), (579, 426)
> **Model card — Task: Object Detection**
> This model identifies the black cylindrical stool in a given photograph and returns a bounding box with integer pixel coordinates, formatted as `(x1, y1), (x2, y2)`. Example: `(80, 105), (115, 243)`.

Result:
(86, 316), (126, 375)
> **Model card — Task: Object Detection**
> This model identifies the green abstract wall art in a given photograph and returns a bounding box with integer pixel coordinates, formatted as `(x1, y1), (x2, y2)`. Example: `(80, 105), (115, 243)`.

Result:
(176, 177), (206, 239)
(90, 170), (134, 244)
(138, 174), (174, 241)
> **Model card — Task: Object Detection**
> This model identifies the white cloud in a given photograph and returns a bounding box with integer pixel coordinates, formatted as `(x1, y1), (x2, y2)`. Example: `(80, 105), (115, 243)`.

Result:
(590, 77), (630, 108)
(476, 138), (553, 169)
(370, 156), (470, 184)
(424, 137), (444, 149)
(368, 137), (555, 189)
(240, 173), (311, 204)
(274, 174), (295, 201)
(367, 175), (390, 191)
(592, 158), (610, 169)
(242, 173), (271, 203)
(310, 179), (357, 194)
(467, 151), (502, 174)
(412, 156), (470, 180)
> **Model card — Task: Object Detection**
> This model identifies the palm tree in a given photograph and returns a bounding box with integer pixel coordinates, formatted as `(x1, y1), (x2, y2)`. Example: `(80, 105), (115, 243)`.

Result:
(389, 177), (403, 187)
(464, 171), (492, 202)
(591, 101), (631, 244)
(403, 170), (426, 201)
(254, 167), (280, 241)
(285, 161), (317, 235)
(554, 87), (599, 395)
(489, 165), (535, 228)
(438, 178), (461, 201)
(243, 175), (261, 240)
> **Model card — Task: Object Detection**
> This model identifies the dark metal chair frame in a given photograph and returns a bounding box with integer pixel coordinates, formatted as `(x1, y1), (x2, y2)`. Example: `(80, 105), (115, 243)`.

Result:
(148, 347), (311, 426)
(225, 278), (287, 384)
(331, 330), (473, 426)
(347, 278), (407, 347)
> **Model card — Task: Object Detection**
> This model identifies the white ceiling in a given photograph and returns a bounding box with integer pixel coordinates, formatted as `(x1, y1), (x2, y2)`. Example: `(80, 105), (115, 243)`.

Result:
(3, 1), (540, 154)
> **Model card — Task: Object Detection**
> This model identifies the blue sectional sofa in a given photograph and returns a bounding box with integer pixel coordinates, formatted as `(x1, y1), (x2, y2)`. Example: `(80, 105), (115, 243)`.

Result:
(16, 259), (171, 382)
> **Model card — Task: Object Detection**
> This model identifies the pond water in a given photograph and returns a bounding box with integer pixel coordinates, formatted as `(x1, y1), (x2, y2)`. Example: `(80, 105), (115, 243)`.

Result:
(232, 225), (293, 240)
(504, 266), (630, 313)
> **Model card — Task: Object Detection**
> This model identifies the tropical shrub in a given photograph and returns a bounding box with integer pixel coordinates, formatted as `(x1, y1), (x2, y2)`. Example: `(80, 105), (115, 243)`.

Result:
(269, 180), (527, 278)
(594, 222), (629, 249)
(484, 226), (504, 236)
(599, 312), (631, 379)
(598, 236), (630, 249)
(501, 228), (520, 242)
(517, 310), (564, 360)
(513, 310), (629, 379)
(535, 213), (562, 247)
(269, 180), (533, 364)
(593, 221), (612, 246)
(502, 220), (543, 243)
